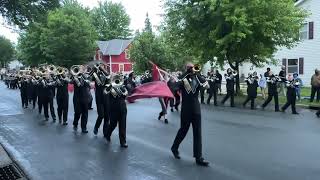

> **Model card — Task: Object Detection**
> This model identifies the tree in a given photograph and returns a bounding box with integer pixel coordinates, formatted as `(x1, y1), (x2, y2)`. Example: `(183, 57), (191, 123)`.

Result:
(0, 0), (60, 28)
(91, 1), (131, 40)
(17, 23), (47, 66)
(129, 15), (171, 73)
(164, 0), (307, 93)
(0, 36), (15, 67)
(40, 1), (97, 67)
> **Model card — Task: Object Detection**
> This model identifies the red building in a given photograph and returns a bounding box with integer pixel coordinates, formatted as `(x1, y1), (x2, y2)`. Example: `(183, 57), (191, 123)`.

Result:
(94, 39), (133, 74)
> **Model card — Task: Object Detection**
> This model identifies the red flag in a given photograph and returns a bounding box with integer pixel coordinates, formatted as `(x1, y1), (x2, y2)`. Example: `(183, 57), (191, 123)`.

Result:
(127, 81), (174, 103)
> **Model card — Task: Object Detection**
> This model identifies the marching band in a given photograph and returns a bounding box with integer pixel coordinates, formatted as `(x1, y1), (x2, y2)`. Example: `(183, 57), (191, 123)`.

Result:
(2, 62), (315, 167)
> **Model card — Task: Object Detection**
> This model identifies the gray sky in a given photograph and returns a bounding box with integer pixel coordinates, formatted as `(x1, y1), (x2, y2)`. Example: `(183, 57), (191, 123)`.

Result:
(0, 0), (164, 43)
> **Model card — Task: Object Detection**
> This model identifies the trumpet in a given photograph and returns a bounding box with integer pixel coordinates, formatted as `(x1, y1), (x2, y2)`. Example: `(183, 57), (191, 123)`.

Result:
(192, 64), (201, 72)
(47, 65), (57, 74)
(70, 65), (83, 76)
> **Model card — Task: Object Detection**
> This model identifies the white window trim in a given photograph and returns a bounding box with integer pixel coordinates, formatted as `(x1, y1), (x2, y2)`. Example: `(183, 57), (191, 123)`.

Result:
(286, 58), (300, 74)
(299, 22), (309, 40)
(119, 64), (124, 72)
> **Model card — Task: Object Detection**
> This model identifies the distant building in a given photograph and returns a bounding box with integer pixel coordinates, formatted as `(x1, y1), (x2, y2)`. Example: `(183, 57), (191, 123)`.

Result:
(94, 39), (133, 74)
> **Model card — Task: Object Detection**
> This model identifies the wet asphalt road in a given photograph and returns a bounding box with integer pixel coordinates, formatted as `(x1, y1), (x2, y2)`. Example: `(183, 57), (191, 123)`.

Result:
(0, 83), (320, 180)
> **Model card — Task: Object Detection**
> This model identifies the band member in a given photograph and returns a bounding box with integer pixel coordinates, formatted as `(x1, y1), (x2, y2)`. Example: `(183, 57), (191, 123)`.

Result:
(72, 71), (91, 133)
(56, 74), (70, 125)
(20, 77), (29, 108)
(215, 70), (222, 95)
(167, 76), (180, 111)
(261, 73), (280, 112)
(88, 86), (93, 110)
(199, 73), (207, 104)
(40, 75), (56, 121)
(221, 68), (236, 107)
(105, 74), (128, 148)
(158, 97), (169, 123)
(125, 72), (136, 95)
(30, 79), (38, 109)
(92, 65), (111, 136)
(243, 72), (259, 110)
(49, 74), (57, 122)
(281, 75), (299, 114)
(171, 63), (210, 166)
(206, 71), (218, 106)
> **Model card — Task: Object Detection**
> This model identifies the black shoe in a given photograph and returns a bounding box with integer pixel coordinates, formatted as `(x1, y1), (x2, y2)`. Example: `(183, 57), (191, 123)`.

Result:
(62, 122), (68, 126)
(53, 119), (56, 123)
(45, 118), (49, 121)
(120, 144), (128, 148)
(105, 136), (111, 142)
(316, 113), (320, 118)
(82, 130), (88, 134)
(164, 119), (168, 124)
(175, 106), (179, 111)
(171, 148), (180, 159)
(171, 108), (174, 112)
(58, 119), (62, 124)
(158, 112), (162, 120)
(201, 102), (205, 104)
(292, 112), (299, 115)
(88, 107), (93, 110)
(196, 158), (209, 166)
(280, 108), (285, 112)
(214, 103), (218, 106)
(275, 109), (280, 112)
(73, 126), (78, 131)
(93, 128), (98, 135)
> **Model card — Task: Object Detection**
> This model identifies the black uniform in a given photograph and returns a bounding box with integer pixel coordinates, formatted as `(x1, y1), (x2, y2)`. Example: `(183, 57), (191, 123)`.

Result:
(167, 79), (180, 111)
(93, 72), (111, 136)
(221, 73), (235, 107)
(281, 80), (298, 114)
(72, 76), (91, 132)
(243, 77), (259, 109)
(56, 77), (69, 124)
(105, 85), (128, 147)
(206, 74), (218, 106)
(171, 71), (208, 160)
(262, 76), (280, 111)
(42, 79), (56, 120)
(20, 79), (28, 108)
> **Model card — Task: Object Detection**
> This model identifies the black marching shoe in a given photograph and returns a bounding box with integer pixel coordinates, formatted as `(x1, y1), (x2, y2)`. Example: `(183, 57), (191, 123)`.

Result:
(280, 108), (285, 113)
(316, 113), (320, 118)
(196, 158), (209, 167)
(105, 136), (111, 142)
(44, 118), (49, 121)
(164, 119), (168, 124)
(120, 144), (128, 148)
(82, 129), (88, 134)
(53, 119), (56, 123)
(275, 109), (280, 112)
(58, 119), (62, 124)
(171, 148), (181, 159)
(175, 106), (179, 111)
(292, 112), (299, 115)
(62, 122), (68, 126)
(93, 128), (98, 135)
(171, 108), (174, 112)
(73, 126), (78, 131)
(158, 112), (163, 120)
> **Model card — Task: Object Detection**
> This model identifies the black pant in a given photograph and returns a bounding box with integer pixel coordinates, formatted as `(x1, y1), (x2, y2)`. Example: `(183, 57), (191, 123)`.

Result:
(73, 101), (89, 131)
(38, 96), (43, 114)
(172, 112), (202, 158)
(221, 90), (234, 107)
(88, 98), (93, 109)
(32, 95), (37, 108)
(207, 88), (217, 105)
(243, 97), (255, 109)
(57, 96), (68, 122)
(262, 94), (279, 111)
(105, 108), (127, 145)
(282, 92), (297, 113)
(310, 86), (320, 102)
(42, 98), (49, 119)
(21, 93), (28, 107)
(94, 102), (110, 136)
(200, 88), (205, 103)
(49, 98), (56, 120)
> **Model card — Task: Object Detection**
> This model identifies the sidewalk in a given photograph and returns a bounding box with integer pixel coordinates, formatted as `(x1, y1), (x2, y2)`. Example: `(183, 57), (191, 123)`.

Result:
(0, 144), (28, 180)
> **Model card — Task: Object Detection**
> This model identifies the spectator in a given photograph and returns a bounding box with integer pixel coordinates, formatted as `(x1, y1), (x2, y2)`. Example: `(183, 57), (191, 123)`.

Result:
(258, 74), (267, 99)
(293, 72), (303, 101)
(310, 69), (320, 102)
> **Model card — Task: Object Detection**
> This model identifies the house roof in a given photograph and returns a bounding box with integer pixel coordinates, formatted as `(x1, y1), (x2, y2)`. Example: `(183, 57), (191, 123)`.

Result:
(97, 39), (133, 56)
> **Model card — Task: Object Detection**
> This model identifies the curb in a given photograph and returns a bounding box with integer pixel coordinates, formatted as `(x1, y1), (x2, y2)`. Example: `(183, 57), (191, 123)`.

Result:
(0, 143), (29, 180)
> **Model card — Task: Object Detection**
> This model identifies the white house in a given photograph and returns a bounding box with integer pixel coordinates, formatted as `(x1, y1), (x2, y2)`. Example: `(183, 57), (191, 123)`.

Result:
(203, 0), (318, 86)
